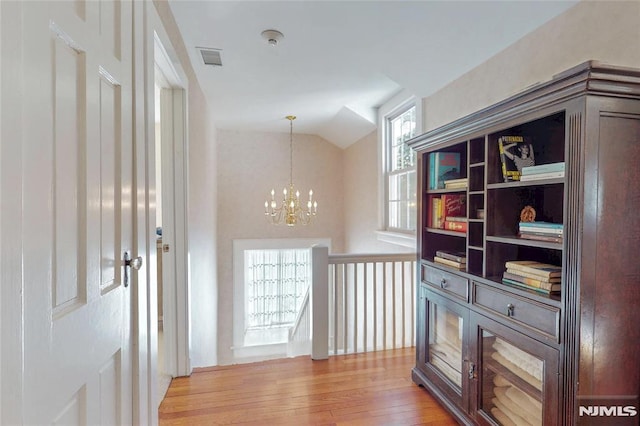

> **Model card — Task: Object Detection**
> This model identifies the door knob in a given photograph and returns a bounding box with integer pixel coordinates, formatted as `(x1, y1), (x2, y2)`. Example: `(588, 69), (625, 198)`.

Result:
(506, 303), (515, 317)
(123, 251), (143, 287)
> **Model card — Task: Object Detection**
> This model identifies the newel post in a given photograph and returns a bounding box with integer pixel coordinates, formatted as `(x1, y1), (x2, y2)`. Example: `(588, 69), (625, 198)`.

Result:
(311, 245), (329, 360)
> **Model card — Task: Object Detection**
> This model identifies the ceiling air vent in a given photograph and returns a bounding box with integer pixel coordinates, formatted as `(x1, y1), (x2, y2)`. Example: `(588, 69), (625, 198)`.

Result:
(197, 47), (222, 67)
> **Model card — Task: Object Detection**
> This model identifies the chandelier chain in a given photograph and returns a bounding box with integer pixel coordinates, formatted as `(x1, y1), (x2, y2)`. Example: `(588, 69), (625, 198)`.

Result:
(289, 116), (294, 185)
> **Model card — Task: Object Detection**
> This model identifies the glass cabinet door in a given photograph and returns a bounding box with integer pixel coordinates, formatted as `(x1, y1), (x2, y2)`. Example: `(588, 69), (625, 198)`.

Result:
(481, 331), (544, 425)
(429, 300), (464, 387)
(418, 289), (469, 412)
(473, 314), (559, 426)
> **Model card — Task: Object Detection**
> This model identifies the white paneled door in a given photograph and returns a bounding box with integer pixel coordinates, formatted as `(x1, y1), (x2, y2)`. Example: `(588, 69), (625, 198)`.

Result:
(16, 1), (134, 424)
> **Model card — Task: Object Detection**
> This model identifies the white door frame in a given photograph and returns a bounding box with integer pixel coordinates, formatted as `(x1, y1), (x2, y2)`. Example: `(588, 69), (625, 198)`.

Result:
(132, 2), (153, 424)
(133, 2), (192, 423)
(148, 0), (191, 379)
(158, 87), (191, 377)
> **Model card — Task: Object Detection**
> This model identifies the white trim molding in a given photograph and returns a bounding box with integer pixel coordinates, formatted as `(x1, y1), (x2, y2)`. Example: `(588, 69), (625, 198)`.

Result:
(375, 230), (417, 249)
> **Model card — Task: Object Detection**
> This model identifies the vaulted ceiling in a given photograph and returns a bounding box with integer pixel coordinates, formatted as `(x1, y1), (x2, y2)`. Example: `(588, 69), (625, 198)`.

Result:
(168, 1), (577, 148)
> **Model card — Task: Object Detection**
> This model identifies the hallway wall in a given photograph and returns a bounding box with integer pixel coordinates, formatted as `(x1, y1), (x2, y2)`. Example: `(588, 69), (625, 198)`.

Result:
(424, 0), (640, 132)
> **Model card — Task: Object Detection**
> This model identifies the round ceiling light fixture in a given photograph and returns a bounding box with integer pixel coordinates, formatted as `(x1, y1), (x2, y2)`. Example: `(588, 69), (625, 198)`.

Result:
(261, 29), (284, 46)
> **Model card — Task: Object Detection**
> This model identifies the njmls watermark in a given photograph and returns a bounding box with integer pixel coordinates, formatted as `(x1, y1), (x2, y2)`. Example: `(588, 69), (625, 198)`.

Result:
(578, 395), (639, 425)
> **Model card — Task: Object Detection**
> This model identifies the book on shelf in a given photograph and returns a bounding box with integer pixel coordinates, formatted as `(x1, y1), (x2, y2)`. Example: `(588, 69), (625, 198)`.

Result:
(435, 250), (467, 263)
(519, 221), (563, 229)
(429, 194), (466, 230)
(518, 232), (563, 244)
(434, 256), (466, 270)
(497, 135), (535, 182)
(444, 178), (468, 189)
(443, 220), (467, 232)
(521, 162), (565, 176)
(503, 271), (561, 291)
(441, 194), (466, 223)
(502, 277), (560, 295)
(505, 268), (562, 282)
(518, 227), (563, 236)
(445, 216), (467, 222)
(430, 197), (442, 228)
(519, 222), (563, 236)
(504, 260), (562, 279)
(519, 171), (565, 181)
(429, 152), (461, 190)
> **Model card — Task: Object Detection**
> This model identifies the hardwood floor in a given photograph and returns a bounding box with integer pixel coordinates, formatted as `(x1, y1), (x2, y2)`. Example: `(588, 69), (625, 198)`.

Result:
(159, 347), (457, 425)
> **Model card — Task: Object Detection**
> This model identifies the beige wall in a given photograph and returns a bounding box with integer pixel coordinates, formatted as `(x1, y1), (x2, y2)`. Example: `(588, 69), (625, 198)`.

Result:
(425, 0), (640, 131)
(216, 129), (344, 365)
(343, 130), (415, 253)
(154, 1), (218, 368)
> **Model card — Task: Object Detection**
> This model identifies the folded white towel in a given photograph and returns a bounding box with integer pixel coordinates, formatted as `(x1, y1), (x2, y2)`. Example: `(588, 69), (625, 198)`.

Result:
(491, 352), (543, 390)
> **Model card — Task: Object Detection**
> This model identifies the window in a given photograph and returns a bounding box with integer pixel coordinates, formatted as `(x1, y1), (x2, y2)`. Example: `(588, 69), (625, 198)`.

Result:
(244, 248), (310, 333)
(386, 104), (417, 232)
(232, 238), (331, 358)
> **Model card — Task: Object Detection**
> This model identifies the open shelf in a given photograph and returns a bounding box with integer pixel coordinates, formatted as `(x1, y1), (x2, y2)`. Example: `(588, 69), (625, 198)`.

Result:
(426, 228), (467, 238)
(427, 188), (468, 195)
(486, 235), (562, 250)
(487, 177), (564, 190)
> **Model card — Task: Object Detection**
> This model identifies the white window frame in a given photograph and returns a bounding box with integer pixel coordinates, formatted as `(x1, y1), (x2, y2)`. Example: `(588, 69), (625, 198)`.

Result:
(232, 238), (331, 360)
(377, 91), (422, 249)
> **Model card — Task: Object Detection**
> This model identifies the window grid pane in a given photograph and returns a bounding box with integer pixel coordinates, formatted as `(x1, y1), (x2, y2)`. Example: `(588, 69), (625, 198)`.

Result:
(386, 105), (417, 232)
(388, 201), (400, 229)
(245, 248), (310, 330)
(390, 107), (416, 172)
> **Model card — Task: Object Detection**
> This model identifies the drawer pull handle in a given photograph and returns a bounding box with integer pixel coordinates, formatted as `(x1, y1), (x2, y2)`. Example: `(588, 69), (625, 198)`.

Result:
(440, 278), (447, 289)
(506, 303), (515, 317)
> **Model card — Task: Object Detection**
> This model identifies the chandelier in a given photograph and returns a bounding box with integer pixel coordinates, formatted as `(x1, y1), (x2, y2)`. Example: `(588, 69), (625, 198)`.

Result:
(264, 116), (318, 226)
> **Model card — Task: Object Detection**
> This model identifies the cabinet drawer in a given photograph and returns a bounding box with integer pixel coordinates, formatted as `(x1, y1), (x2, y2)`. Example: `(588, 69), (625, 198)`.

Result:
(472, 283), (560, 341)
(422, 264), (468, 302)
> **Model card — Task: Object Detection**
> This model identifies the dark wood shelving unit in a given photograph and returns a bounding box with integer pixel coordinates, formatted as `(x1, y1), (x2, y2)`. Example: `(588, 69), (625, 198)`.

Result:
(409, 62), (640, 426)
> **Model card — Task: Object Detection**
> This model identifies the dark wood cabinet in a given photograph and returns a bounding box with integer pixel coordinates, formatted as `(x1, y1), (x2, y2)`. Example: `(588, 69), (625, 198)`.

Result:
(409, 62), (640, 425)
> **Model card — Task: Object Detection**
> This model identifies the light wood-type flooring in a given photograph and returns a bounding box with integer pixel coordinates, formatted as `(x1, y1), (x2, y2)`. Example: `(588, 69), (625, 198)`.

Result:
(159, 347), (457, 425)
